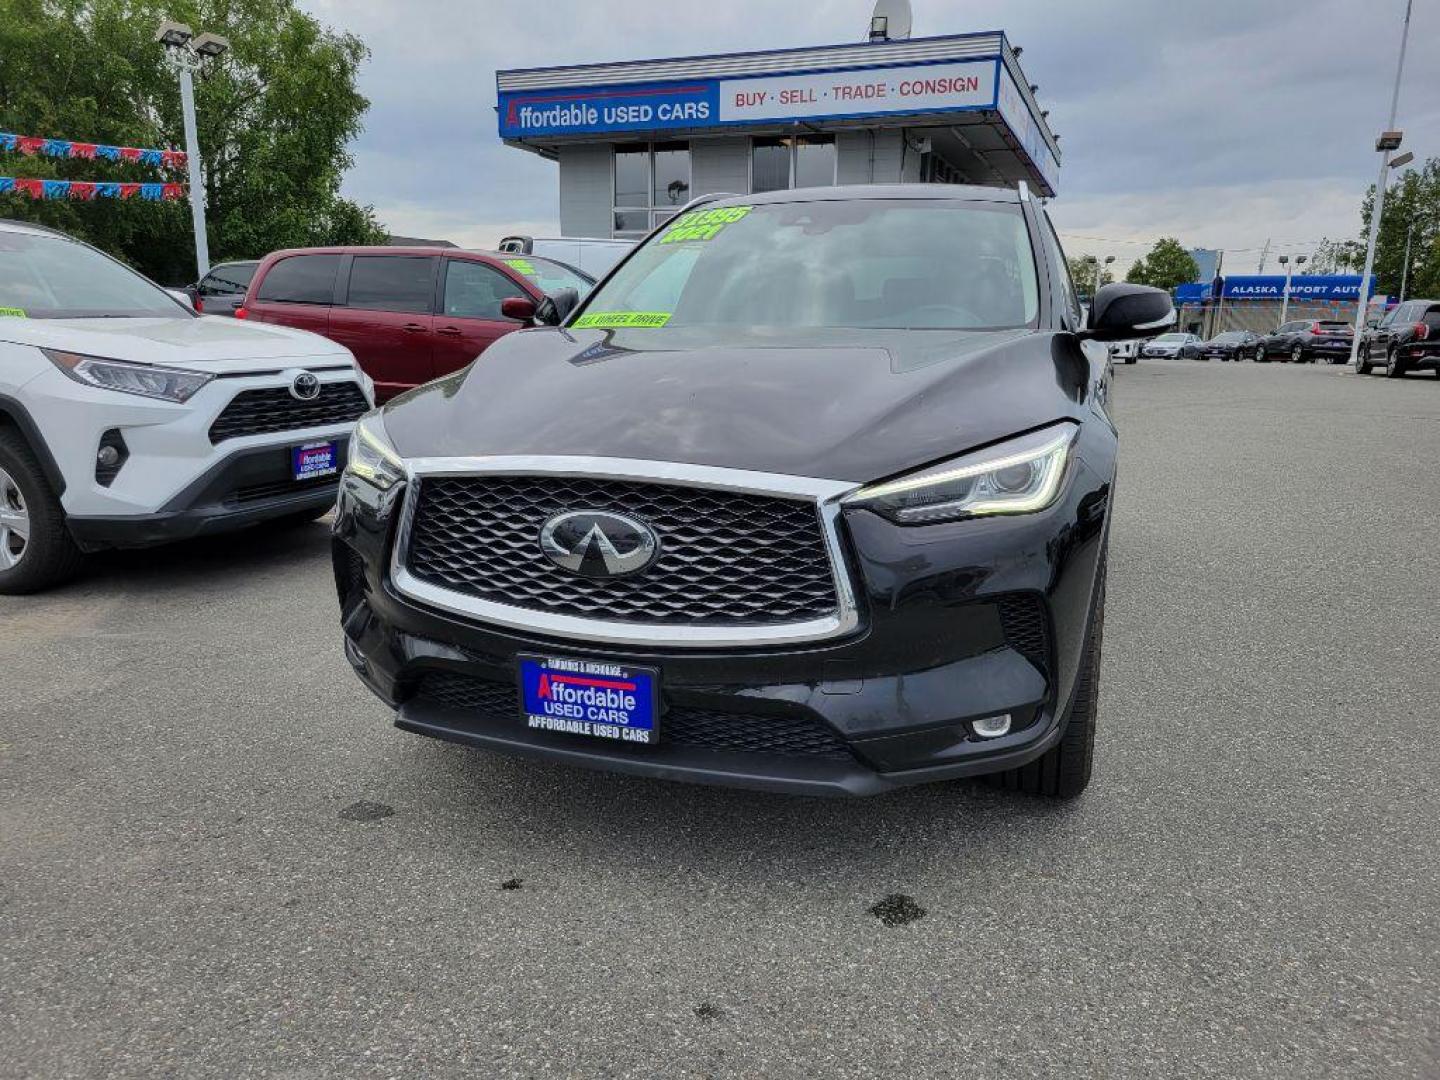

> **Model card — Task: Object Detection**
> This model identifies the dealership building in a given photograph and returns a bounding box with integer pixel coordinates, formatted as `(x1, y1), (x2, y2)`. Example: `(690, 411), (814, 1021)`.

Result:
(1174, 275), (1381, 337)
(495, 28), (1061, 240)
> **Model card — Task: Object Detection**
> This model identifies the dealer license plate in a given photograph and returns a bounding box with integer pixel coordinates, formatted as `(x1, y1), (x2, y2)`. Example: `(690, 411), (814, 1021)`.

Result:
(518, 655), (659, 745)
(291, 440), (339, 481)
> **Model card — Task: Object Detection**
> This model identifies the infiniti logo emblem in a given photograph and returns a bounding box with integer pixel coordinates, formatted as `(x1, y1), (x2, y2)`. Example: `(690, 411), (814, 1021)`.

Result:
(290, 372), (321, 401)
(539, 510), (660, 578)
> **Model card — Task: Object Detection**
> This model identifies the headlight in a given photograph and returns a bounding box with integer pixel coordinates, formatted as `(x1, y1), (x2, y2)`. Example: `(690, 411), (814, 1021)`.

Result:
(43, 349), (213, 403)
(346, 410), (404, 491)
(846, 424), (1076, 525)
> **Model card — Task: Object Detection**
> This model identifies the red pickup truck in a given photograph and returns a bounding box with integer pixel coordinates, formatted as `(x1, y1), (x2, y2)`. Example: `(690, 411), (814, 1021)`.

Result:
(238, 246), (592, 401)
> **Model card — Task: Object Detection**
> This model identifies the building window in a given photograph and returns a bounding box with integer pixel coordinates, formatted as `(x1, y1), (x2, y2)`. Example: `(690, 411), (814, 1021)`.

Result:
(750, 135), (836, 193)
(613, 142), (691, 238)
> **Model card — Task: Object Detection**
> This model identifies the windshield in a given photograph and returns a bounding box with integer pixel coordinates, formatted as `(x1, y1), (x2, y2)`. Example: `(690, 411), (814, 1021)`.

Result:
(498, 255), (593, 296)
(575, 199), (1038, 332)
(1213, 332), (1245, 342)
(0, 230), (191, 319)
(1156, 333), (1188, 342)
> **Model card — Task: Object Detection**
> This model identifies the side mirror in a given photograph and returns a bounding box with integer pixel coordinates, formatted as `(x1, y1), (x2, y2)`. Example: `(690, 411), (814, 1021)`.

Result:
(534, 287), (579, 327)
(500, 296), (537, 322)
(1083, 283), (1174, 341)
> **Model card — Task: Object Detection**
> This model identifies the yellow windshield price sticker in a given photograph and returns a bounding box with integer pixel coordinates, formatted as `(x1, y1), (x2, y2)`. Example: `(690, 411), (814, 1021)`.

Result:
(0, 306), (26, 318)
(659, 205), (752, 244)
(573, 311), (672, 329)
(504, 258), (538, 276)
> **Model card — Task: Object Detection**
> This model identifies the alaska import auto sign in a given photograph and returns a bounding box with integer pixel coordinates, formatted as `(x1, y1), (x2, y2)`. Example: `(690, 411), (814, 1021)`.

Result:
(497, 58), (1000, 139)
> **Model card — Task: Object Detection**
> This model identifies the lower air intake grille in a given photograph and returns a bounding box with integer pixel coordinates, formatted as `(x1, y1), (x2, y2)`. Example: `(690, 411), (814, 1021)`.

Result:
(403, 475), (839, 626)
(414, 671), (854, 760)
(997, 593), (1051, 676)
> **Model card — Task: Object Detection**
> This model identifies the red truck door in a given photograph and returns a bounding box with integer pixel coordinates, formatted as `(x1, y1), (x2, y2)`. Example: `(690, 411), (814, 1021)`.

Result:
(244, 252), (340, 336)
(326, 254), (439, 401)
(430, 256), (536, 379)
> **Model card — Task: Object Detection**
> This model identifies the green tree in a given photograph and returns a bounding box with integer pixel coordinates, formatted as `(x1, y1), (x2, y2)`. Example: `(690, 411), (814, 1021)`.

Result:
(1359, 157), (1440, 300)
(1067, 254), (1114, 299)
(1123, 239), (1203, 292)
(1126, 238), (1199, 292)
(1309, 237), (1366, 275)
(0, 0), (386, 284)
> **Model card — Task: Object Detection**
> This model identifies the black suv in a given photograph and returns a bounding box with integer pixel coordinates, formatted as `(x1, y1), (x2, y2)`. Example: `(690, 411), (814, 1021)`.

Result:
(1357, 299), (1440, 378)
(1187, 330), (1259, 361)
(1255, 319), (1354, 363)
(333, 185), (1172, 799)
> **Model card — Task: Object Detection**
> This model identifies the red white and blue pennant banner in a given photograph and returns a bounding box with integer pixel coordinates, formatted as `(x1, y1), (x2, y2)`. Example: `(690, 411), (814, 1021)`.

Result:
(0, 132), (186, 170)
(0, 178), (185, 201)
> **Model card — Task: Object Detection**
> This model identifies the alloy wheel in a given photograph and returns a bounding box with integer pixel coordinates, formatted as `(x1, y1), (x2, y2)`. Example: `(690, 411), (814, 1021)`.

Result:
(1291, 346), (1303, 363)
(0, 465), (29, 570)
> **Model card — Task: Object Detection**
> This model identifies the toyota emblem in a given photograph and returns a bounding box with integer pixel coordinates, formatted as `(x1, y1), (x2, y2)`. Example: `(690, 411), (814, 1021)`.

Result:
(290, 372), (321, 401)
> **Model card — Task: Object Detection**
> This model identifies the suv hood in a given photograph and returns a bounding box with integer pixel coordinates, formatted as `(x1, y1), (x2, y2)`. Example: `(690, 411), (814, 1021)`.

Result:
(0, 316), (353, 374)
(381, 325), (1085, 483)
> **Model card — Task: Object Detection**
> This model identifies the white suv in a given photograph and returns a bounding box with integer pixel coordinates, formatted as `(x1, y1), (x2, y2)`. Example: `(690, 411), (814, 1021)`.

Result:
(0, 220), (372, 593)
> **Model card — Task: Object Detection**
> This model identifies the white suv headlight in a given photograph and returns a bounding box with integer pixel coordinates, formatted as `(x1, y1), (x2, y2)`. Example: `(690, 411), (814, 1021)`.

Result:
(346, 411), (404, 491)
(846, 423), (1076, 525)
(43, 349), (214, 403)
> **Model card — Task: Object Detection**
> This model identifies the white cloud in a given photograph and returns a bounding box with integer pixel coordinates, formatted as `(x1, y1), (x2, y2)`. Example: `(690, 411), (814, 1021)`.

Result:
(298, 0), (1439, 256)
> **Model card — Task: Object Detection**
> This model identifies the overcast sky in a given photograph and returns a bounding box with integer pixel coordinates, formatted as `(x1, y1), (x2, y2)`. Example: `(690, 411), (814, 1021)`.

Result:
(302, 0), (1438, 274)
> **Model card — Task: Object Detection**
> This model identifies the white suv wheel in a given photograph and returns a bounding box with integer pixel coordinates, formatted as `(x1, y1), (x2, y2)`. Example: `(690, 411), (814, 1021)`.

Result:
(0, 465), (30, 570)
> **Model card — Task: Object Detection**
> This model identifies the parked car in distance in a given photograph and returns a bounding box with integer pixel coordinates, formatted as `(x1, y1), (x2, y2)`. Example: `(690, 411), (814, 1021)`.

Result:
(1255, 319), (1353, 363)
(239, 247), (594, 402)
(1107, 339), (1141, 364)
(0, 219), (372, 594)
(1356, 298), (1440, 378)
(334, 184), (1175, 800)
(184, 260), (259, 317)
(1141, 332), (1200, 359)
(1187, 330), (1259, 361)
(498, 235), (635, 279)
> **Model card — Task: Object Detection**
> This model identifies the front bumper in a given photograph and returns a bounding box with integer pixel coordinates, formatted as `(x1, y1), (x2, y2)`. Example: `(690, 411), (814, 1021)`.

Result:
(67, 441), (347, 551)
(332, 435), (1114, 796)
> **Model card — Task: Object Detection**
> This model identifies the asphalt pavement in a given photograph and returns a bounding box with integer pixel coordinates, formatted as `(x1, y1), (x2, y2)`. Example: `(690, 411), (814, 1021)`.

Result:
(2, 358), (1438, 1079)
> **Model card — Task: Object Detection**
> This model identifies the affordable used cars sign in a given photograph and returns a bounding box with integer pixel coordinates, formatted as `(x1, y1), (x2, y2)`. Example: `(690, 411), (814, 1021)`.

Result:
(497, 58), (999, 138)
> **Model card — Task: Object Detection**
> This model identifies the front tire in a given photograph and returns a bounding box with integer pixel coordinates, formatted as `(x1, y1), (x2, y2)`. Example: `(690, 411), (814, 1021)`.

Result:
(1356, 344), (1373, 375)
(0, 429), (84, 595)
(1255, 347), (1268, 363)
(1290, 345), (1305, 364)
(982, 557), (1105, 799)
(1385, 346), (1405, 378)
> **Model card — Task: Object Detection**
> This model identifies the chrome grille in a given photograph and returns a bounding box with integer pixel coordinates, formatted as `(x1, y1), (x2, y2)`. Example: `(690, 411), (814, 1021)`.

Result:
(402, 475), (840, 626)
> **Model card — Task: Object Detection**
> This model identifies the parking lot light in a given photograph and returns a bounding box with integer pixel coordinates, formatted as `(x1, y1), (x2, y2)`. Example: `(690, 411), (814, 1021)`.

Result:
(157, 18), (228, 280)
(1350, 0), (1414, 368)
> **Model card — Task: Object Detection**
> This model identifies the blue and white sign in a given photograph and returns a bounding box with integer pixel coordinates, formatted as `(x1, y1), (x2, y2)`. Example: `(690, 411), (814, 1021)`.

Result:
(499, 58), (1000, 139)
(500, 80), (719, 138)
(1175, 276), (1377, 304)
(1220, 275), (1373, 302)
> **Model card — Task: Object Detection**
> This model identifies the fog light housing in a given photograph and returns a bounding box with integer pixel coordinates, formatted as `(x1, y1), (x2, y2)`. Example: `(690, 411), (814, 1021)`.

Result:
(95, 429), (129, 487)
(971, 713), (1012, 739)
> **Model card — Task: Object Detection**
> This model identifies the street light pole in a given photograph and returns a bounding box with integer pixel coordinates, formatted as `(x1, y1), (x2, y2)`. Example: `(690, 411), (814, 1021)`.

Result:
(176, 64), (209, 278)
(1349, 0), (1414, 367)
(156, 21), (230, 283)
(1092, 255), (1114, 300)
(1278, 255), (1291, 325)
(1400, 220), (1414, 302)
